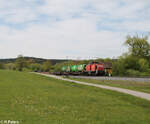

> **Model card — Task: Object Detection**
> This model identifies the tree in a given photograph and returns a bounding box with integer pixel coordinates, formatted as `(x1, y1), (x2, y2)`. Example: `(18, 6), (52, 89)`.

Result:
(0, 63), (5, 69)
(15, 55), (26, 71)
(104, 58), (112, 63)
(125, 35), (150, 59)
(112, 34), (150, 76)
(123, 55), (139, 70)
(112, 57), (126, 76)
(42, 60), (52, 72)
(29, 63), (42, 72)
(138, 58), (149, 72)
(5, 63), (16, 70)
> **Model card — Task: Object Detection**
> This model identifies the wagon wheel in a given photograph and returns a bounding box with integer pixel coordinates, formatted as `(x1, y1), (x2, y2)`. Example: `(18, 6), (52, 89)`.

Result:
(88, 71), (91, 76)
(95, 70), (98, 76)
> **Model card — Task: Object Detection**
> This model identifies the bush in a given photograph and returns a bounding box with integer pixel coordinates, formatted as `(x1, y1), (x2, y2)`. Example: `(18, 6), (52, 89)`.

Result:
(123, 55), (140, 70)
(138, 58), (149, 72)
(22, 68), (31, 72)
(0, 63), (5, 69)
(29, 64), (42, 72)
(112, 59), (126, 76)
(126, 69), (141, 77)
(5, 63), (16, 70)
(42, 60), (52, 72)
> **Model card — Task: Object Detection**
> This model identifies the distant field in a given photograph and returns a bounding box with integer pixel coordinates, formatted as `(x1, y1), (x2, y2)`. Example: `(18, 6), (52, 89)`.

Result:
(67, 77), (150, 93)
(0, 70), (150, 124)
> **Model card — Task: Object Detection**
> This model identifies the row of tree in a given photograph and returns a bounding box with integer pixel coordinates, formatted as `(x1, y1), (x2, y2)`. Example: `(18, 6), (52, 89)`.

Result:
(0, 55), (52, 72)
(112, 35), (150, 77)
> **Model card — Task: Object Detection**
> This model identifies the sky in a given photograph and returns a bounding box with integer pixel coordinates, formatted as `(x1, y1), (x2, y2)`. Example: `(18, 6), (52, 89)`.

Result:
(0, 0), (150, 59)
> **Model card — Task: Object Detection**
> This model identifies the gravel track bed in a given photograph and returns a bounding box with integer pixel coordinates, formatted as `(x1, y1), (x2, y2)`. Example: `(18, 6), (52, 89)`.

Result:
(69, 76), (150, 82)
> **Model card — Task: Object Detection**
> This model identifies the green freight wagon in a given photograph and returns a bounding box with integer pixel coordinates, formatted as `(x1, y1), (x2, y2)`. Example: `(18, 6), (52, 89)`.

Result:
(60, 65), (71, 74)
(77, 64), (86, 72)
(71, 65), (78, 72)
(61, 66), (67, 72)
(66, 66), (71, 72)
(61, 66), (71, 72)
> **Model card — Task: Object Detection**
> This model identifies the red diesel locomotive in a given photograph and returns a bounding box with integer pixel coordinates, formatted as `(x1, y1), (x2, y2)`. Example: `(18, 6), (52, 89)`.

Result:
(85, 62), (105, 75)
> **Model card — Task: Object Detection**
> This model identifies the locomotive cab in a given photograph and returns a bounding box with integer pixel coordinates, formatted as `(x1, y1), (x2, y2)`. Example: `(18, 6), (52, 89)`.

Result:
(86, 62), (105, 76)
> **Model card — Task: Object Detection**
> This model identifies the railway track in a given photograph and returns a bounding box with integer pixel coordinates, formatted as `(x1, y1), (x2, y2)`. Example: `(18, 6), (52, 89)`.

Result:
(68, 76), (150, 82)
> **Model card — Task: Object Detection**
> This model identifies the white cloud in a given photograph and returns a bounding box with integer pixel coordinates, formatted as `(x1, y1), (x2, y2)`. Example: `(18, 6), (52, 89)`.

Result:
(0, 0), (39, 23)
(0, 18), (126, 59)
(39, 0), (88, 15)
(0, 0), (149, 59)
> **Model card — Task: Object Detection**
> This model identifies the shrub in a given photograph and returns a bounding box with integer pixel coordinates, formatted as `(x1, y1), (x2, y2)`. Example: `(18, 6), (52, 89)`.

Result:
(0, 63), (5, 69)
(139, 72), (150, 77)
(126, 69), (141, 77)
(138, 58), (149, 72)
(112, 59), (126, 76)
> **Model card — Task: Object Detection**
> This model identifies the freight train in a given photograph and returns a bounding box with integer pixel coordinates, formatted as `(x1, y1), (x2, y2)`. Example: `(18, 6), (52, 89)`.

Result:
(59, 62), (112, 76)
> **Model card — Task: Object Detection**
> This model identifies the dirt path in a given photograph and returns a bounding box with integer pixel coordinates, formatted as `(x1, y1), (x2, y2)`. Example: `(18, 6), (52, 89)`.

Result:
(36, 73), (150, 101)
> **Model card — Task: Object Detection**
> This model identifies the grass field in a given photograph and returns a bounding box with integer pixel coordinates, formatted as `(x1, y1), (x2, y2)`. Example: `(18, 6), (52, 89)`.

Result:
(67, 77), (150, 93)
(1, 70), (150, 124)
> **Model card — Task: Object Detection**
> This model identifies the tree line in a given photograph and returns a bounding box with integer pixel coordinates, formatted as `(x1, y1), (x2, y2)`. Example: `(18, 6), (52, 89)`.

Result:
(112, 35), (150, 77)
(0, 55), (52, 72)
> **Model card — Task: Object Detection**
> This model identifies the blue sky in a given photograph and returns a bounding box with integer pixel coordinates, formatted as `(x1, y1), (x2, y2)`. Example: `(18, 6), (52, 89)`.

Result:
(0, 0), (150, 59)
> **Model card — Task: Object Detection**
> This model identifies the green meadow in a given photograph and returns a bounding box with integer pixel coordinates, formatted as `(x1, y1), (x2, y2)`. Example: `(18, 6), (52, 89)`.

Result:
(0, 70), (150, 124)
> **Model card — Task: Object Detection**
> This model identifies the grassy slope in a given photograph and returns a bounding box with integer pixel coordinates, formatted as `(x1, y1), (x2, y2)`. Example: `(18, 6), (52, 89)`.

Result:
(0, 70), (150, 124)
(67, 77), (150, 93)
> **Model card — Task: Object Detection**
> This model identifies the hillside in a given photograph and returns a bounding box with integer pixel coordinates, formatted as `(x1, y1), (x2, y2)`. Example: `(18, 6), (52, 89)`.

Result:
(0, 57), (69, 65)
